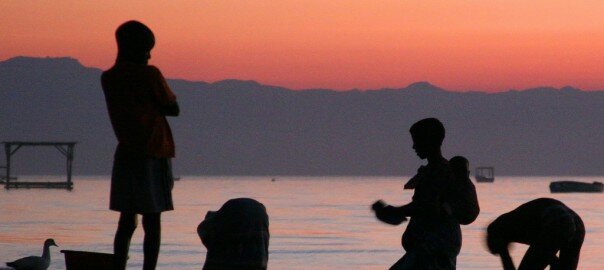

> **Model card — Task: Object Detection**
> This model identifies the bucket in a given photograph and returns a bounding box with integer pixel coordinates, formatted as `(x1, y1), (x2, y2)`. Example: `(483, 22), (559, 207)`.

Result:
(61, 250), (114, 270)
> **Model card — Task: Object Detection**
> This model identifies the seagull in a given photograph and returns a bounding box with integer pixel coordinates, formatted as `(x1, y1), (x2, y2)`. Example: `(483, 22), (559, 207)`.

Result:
(6, 239), (58, 270)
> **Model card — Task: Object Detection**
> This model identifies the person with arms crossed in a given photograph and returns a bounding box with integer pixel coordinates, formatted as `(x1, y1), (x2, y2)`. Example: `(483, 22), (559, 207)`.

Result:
(101, 20), (180, 270)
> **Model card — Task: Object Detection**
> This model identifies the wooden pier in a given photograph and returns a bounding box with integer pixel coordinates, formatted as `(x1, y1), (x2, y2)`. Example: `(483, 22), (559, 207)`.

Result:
(3, 181), (73, 189)
(0, 165), (17, 182)
(2, 141), (76, 190)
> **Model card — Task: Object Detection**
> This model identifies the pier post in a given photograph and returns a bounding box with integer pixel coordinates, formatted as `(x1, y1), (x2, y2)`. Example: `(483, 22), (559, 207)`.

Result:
(3, 144), (10, 189)
(67, 144), (74, 188)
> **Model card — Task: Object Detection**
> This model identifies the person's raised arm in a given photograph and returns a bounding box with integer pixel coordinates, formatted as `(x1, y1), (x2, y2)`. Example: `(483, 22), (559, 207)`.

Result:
(372, 180), (441, 223)
(151, 66), (180, 116)
(391, 201), (418, 217)
(371, 200), (409, 225)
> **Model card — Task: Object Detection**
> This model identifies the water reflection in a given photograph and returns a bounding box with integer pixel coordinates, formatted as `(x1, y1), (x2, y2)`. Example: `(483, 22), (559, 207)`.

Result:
(0, 176), (602, 269)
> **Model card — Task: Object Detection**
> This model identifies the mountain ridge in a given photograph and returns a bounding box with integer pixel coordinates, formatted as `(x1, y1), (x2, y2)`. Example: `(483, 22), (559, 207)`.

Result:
(2, 56), (597, 93)
(1, 56), (603, 176)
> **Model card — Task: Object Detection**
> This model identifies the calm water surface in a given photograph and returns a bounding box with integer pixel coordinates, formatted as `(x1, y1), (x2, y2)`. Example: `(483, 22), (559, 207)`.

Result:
(1, 176), (602, 269)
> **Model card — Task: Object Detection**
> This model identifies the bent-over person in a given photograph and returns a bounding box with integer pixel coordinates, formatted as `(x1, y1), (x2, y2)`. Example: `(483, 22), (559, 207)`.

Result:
(487, 198), (585, 270)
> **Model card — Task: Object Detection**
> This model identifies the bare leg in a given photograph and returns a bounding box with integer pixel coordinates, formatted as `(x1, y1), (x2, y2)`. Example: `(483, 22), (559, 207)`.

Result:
(142, 213), (161, 270)
(114, 213), (137, 270)
(518, 243), (559, 270)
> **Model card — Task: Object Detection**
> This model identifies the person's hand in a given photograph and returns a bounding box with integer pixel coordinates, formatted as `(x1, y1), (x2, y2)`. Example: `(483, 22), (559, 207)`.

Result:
(372, 200), (407, 225)
(371, 200), (387, 211)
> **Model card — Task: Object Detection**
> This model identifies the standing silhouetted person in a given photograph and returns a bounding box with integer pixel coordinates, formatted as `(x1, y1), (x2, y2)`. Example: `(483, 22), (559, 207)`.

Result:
(372, 118), (461, 269)
(487, 198), (584, 270)
(102, 20), (180, 270)
(198, 198), (270, 270)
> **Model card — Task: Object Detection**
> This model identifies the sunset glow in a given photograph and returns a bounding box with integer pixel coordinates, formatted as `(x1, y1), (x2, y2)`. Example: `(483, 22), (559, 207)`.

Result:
(2, 1), (604, 91)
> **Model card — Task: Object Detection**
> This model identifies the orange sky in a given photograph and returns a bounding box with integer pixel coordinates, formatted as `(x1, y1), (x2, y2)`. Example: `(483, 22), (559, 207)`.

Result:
(2, 1), (604, 91)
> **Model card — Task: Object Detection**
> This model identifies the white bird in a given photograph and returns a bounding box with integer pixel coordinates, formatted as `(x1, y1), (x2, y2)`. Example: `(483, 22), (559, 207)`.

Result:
(5, 239), (58, 270)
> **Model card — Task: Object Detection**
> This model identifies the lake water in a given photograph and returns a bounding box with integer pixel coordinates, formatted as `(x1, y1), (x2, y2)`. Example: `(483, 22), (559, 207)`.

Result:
(1, 176), (602, 269)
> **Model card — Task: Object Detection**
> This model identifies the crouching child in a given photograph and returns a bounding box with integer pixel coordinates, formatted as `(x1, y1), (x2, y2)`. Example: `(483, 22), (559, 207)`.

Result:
(198, 198), (270, 270)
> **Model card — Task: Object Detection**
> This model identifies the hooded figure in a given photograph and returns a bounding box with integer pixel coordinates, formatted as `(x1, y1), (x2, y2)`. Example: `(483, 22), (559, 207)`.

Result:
(198, 198), (270, 270)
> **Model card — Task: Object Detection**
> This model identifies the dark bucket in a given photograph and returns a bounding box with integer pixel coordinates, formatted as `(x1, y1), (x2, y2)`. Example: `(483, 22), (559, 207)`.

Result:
(61, 250), (114, 270)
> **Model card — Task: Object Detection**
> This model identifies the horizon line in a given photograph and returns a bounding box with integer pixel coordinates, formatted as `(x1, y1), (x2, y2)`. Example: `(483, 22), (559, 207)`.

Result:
(3, 55), (604, 93)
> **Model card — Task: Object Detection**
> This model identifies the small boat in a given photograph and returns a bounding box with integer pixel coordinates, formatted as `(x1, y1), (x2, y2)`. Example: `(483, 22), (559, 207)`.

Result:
(549, 181), (603, 193)
(475, 167), (494, 183)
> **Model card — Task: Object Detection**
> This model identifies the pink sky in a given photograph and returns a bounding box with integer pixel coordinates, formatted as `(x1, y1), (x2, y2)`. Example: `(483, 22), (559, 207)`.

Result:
(2, 1), (604, 91)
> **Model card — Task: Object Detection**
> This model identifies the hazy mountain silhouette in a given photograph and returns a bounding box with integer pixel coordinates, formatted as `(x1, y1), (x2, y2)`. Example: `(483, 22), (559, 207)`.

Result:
(1, 56), (603, 176)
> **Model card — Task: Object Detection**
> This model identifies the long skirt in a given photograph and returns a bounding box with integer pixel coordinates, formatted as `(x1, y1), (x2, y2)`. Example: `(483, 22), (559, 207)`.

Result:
(109, 150), (174, 214)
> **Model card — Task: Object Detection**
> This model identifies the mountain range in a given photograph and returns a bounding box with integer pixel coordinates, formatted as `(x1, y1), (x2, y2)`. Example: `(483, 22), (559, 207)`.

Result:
(1, 56), (603, 176)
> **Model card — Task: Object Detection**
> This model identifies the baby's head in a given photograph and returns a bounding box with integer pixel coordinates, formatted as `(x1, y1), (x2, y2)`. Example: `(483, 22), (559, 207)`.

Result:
(450, 155), (470, 178)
